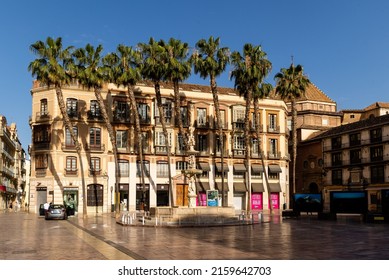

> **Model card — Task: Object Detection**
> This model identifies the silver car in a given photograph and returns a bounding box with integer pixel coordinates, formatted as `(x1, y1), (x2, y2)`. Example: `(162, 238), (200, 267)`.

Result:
(45, 204), (67, 220)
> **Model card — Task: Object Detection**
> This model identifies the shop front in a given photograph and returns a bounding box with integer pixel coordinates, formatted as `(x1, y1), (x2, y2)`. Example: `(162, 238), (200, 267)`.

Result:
(251, 183), (264, 210)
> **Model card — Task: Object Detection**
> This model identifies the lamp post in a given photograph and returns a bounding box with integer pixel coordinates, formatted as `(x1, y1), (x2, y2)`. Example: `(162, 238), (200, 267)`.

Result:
(110, 186), (113, 212)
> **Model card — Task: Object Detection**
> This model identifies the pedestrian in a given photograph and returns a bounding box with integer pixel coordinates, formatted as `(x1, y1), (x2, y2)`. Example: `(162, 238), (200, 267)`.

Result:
(43, 202), (50, 215)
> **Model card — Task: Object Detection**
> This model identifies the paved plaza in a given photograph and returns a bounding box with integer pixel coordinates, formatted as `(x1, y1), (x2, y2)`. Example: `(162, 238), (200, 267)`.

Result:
(1, 210), (389, 260)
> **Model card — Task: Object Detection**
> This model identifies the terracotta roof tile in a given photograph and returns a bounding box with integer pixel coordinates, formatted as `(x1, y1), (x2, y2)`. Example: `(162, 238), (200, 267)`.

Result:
(270, 83), (334, 103)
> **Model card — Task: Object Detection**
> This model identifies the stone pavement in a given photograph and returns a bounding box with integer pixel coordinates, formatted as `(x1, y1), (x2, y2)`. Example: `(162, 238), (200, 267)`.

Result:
(1, 210), (389, 260)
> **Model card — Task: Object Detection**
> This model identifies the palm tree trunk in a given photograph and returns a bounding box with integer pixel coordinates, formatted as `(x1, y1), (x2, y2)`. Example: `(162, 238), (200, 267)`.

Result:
(244, 90), (252, 213)
(173, 80), (187, 151)
(210, 77), (225, 207)
(154, 82), (174, 207)
(291, 98), (297, 200)
(254, 97), (272, 211)
(94, 87), (119, 216)
(127, 85), (146, 211)
(55, 86), (87, 218)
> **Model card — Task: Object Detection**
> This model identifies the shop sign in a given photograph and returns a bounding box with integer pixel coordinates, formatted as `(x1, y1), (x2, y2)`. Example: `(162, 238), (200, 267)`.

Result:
(207, 190), (219, 207)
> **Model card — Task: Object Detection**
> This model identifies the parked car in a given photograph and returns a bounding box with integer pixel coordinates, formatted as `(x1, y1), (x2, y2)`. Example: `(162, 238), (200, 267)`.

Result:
(45, 204), (67, 220)
(39, 204), (45, 216)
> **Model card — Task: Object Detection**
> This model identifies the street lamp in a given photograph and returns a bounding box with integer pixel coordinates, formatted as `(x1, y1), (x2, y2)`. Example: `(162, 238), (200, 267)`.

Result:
(110, 186), (113, 212)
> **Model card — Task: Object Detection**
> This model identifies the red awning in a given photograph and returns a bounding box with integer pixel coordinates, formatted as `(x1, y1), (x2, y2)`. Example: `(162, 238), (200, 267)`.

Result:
(0, 185), (6, 193)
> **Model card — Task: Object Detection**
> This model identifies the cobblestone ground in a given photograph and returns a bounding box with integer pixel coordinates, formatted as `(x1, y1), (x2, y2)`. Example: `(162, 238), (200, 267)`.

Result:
(1, 210), (389, 260)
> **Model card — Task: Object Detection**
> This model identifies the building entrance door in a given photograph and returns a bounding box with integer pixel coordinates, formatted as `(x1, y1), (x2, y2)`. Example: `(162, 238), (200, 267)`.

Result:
(176, 184), (188, 206)
(63, 190), (78, 215)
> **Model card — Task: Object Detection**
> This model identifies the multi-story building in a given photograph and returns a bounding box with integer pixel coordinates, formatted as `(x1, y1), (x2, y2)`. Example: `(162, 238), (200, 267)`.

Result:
(314, 113), (389, 212)
(29, 81), (289, 215)
(0, 116), (26, 210)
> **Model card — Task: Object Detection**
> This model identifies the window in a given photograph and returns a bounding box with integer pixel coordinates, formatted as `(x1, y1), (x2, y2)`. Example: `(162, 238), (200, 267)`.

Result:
(116, 130), (128, 149)
(197, 108), (207, 127)
(371, 165), (384, 184)
(370, 128), (382, 143)
(35, 154), (48, 169)
(176, 161), (188, 171)
(268, 114), (277, 131)
(66, 98), (78, 118)
(66, 156), (77, 175)
(135, 131), (150, 153)
(118, 159), (129, 177)
(332, 169), (342, 185)
(197, 134), (208, 152)
(251, 138), (259, 156)
(155, 131), (171, 153)
(217, 110), (226, 129)
(89, 127), (101, 148)
(350, 149), (361, 164)
(137, 103), (150, 124)
(137, 160), (150, 177)
(370, 146), (383, 161)
(234, 134), (245, 155)
(90, 157), (101, 175)
(65, 127), (78, 147)
(251, 112), (260, 130)
(34, 125), (50, 143)
(349, 133), (361, 146)
(180, 107), (188, 127)
(215, 135), (226, 155)
(157, 161), (169, 177)
(40, 99), (48, 116)
(331, 137), (341, 149)
(114, 101), (130, 122)
(332, 152), (342, 166)
(87, 184), (103, 206)
(155, 99), (172, 124)
(269, 139), (278, 158)
(177, 134), (185, 154)
(233, 108), (245, 129)
(89, 100), (100, 118)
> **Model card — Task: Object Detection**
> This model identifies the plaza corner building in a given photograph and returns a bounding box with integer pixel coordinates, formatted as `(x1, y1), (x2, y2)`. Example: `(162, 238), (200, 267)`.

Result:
(29, 80), (289, 215)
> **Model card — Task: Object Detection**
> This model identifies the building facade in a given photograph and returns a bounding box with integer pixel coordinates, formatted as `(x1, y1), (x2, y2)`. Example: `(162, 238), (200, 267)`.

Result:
(29, 81), (289, 215)
(0, 116), (27, 210)
(317, 113), (389, 212)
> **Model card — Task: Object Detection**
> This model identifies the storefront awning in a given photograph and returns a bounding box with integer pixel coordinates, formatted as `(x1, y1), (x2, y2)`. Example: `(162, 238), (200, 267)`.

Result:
(268, 165), (282, 173)
(198, 162), (211, 171)
(233, 164), (246, 172)
(268, 183), (282, 192)
(215, 182), (229, 191)
(196, 181), (210, 192)
(251, 183), (265, 192)
(251, 164), (264, 174)
(234, 183), (247, 192)
(0, 185), (6, 193)
(215, 163), (229, 172)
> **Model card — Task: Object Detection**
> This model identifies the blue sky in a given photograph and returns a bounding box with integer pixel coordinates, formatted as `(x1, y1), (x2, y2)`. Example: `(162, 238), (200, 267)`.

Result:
(1, 0), (389, 154)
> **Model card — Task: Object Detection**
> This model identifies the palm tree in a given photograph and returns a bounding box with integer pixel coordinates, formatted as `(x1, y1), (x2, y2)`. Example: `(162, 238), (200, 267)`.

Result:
(138, 38), (174, 206)
(230, 43), (272, 212)
(274, 64), (311, 202)
(253, 83), (273, 210)
(28, 37), (88, 217)
(190, 36), (229, 207)
(161, 38), (191, 151)
(104, 44), (147, 211)
(71, 43), (121, 216)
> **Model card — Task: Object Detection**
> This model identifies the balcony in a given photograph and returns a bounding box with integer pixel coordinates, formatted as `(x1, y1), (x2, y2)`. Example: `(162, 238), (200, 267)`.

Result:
(89, 169), (102, 176)
(61, 143), (77, 152)
(233, 122), (245, 130)
(65, 169), (78, 176)
(267, 151), (281, 160)
(87, 111), (103, 121)
(267, 125), (280, 133)
(85, 143), (105, 153)
(32, 142), (50, 151)
(35, 112), (52, 122)
(233, 149), (245, 158)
